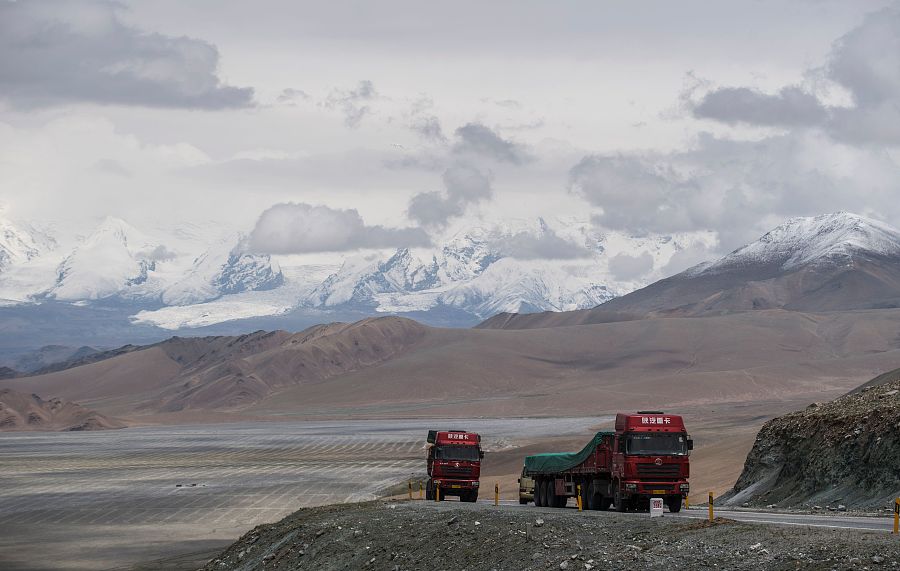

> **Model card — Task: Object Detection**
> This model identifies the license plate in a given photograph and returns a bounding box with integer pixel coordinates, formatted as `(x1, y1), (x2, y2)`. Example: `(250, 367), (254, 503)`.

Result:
(451, 485), (462, 489)
(653, 489), (667, 495)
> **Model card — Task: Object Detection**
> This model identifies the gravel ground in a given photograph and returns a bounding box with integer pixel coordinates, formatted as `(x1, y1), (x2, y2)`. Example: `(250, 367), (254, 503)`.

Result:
(203, 500), (900, 571)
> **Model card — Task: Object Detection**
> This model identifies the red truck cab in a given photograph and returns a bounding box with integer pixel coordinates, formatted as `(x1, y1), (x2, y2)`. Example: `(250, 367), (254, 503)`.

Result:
(612, 411), (691, 512)
(425, 430), (483, 502)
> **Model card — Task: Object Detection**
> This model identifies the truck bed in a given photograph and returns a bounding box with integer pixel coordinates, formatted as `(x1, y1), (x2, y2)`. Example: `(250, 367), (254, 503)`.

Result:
(524, 431), (614, 474)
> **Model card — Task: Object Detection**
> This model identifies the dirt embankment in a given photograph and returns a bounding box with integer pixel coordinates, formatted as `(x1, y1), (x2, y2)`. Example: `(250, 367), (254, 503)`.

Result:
(203, 500), (898, 571)
(723, 373), (900, 509)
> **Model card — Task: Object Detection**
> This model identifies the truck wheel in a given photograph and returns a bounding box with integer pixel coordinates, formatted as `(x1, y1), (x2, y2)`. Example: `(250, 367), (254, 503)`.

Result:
(425, 481), (434, 501)
(599, 496), (613, 511)
(519, 496), (528, 505)
(667, 495), (682, 513)
(534, 479), (543, 507)
(554, 491), (566, 508)
(614, 487), (626, 512)
(542, 480), (552, 508)
(580, 483), (591, 510)
(462, 491), (477, 503)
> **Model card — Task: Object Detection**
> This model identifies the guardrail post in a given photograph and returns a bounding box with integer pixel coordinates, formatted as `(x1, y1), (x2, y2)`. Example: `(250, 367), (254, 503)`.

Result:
(685, 494), (689, 510)
(419, 481), (423, 500)
(577, 485), (583, 512)
(708, 491), (714, 522)
(494, 482), (500, 506)
(408, 481), (413, 500)
(435, 482), (440, 502)
(894, 497), (899, 535)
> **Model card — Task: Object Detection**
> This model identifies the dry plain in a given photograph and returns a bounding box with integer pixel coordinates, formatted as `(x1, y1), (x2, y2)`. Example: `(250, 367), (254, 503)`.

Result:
(0, 417), (603, 570)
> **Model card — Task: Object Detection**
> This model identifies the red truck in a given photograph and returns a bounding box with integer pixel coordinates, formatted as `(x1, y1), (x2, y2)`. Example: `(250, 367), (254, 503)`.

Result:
(523, 412), (692, 512)
(425, 429), (483, 502)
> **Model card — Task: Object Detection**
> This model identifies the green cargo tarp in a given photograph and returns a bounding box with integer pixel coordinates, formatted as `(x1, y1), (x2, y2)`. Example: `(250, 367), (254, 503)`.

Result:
(524, 431), (614, 474)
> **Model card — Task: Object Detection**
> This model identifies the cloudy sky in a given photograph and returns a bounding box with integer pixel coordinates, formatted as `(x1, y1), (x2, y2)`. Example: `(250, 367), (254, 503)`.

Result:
(2, 0), (899, 264)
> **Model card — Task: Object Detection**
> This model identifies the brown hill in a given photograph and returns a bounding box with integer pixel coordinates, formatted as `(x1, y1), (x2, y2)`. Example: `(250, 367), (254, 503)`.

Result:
(3, 311), (900, 425)
(0, 388), (125, 431)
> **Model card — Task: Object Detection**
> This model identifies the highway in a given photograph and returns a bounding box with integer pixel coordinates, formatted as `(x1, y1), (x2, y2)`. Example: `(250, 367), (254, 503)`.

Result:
(456, 499), (898, 534)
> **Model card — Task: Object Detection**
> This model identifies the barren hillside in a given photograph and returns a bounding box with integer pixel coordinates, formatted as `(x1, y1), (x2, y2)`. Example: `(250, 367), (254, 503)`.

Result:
(0, 388), (124, 431)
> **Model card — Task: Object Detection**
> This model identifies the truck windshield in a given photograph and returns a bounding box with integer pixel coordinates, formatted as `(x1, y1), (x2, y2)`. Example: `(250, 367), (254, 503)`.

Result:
(434, 445), (480, 461)
(625, 434), (688, 456)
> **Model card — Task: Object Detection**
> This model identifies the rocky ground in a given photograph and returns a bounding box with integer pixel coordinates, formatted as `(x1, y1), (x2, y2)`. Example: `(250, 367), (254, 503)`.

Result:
(202, 500), (900, 571)
(724, 373), (900, 509)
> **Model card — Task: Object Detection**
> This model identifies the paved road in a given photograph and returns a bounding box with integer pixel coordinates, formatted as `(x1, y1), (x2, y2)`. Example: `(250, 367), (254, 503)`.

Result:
(461, 499), (897, 533)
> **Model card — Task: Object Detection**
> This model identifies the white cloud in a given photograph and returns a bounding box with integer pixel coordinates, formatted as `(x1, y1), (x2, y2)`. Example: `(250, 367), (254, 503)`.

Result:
(248, 203), (431, 254)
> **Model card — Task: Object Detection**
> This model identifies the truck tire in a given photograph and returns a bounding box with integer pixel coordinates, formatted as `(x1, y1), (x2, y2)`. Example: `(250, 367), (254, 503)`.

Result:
(462, 491), (477, 503)
(534, 479), (543, 506)
(519, 496), (528, 505)
(542, 480), (552, 508)
(425, 481), (433, 501)
(614, 487), (627, 512)
(667, 495), (682, 513)
(580, 483), (591, 510)
(599, 496), (613, 511)
(553, 490), (566, 508)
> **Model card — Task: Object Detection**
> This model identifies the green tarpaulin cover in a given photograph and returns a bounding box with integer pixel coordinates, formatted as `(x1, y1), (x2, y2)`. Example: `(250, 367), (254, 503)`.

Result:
(524, 431), (614, 474)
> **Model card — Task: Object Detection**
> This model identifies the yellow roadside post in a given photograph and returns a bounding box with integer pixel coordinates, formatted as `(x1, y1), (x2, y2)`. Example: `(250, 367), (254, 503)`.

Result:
(408, 481), (413, 500)
(708, 491), (714, 522)
(494, 482), (499, 506)
(894, 497), (899, 535)
(685, 494), (689, 510)
(577, 485), (583, 512)
(435, 482), (440, 502)
(419, 482), (423, 500)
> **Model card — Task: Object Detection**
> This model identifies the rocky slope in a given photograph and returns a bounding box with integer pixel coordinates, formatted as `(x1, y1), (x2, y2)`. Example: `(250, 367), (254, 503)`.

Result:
(0, 388), (125, 431)
(202, 500), (899, 571)
(723, 369), (900, 509)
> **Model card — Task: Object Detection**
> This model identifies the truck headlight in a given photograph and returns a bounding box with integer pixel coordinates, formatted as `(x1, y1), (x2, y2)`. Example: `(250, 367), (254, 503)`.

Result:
(473, 481), (479, 487)
(680, 483), (690, 491)
(625, 483), (637, 491)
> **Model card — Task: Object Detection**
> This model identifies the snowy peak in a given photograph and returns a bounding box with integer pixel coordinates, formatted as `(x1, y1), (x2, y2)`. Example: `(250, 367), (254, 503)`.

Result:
(0, 217), (55, 272)
(700, 212), (900, 275)
(51, 217), (164, 301)
(162, 233), (283, 306)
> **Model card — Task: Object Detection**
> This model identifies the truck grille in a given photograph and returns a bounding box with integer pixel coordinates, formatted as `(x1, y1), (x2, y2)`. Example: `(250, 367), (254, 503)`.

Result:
(442, 467), (474, 477)
(636, 463), (681, 478)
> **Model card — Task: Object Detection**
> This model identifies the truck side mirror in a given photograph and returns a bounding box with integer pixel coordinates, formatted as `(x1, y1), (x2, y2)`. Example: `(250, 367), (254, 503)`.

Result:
(687, 439), (694, 451)
(479, 450), (485, 459)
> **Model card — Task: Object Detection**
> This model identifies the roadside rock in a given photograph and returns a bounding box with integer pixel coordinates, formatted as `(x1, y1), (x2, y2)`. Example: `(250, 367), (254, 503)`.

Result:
(722, 371), (900, 509)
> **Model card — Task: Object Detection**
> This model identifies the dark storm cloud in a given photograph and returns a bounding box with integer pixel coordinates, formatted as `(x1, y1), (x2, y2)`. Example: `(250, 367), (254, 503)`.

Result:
(407, 164), (492, 228)
(693, 86), (828, 127)
(249, 203), (431, 254)
(453, 123), (532, 164)
(0, 0), (254, 110)
(691, 6), (900, 146)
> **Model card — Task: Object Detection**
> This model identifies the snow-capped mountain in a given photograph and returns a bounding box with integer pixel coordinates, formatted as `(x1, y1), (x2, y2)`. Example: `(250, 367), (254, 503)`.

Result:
(162, 234), (283, 306)
(695, 212), (900, 275)
(0, 213), (711, 334)
(0, 217), (55, 273)
(303, 218), (709, 319)
(50, 217), (164, 301)
(597, 211), (900, 316)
